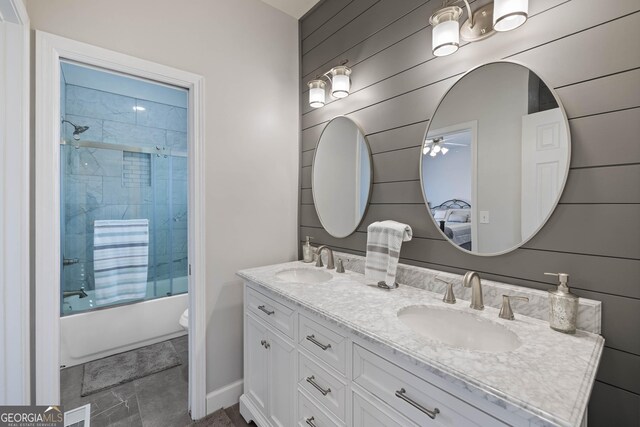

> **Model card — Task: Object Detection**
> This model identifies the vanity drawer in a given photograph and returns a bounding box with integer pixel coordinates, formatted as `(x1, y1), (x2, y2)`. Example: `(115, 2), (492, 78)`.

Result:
(246, 286), (295, 339)
(297, 388), (343, 427)
(352, 389), (416, 427)
(352, 344), (507, 427)
(298, 352), (347, 422)
(299, 314), (347, 376)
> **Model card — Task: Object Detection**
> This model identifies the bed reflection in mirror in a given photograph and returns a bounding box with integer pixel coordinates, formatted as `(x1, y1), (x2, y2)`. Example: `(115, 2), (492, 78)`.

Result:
(421, 62), (570, 256)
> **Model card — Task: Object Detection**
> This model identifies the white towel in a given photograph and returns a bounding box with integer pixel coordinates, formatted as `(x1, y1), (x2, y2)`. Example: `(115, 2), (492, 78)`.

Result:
(94, 219), (149, 305)
(365, 220), (412, 288)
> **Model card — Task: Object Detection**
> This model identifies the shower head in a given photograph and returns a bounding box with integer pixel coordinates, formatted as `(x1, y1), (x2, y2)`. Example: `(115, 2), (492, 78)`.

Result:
(62, 119), (90, 141)
(74, 126), (90, 137)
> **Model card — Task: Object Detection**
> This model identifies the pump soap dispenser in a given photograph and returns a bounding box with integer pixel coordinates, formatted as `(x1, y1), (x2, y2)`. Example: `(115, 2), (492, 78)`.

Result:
(302, 236), (314, 263)
(545, 272), (578, 334)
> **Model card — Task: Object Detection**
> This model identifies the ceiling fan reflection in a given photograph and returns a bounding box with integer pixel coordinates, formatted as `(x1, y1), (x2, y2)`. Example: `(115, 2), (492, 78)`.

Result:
(423, 136), (466, 156)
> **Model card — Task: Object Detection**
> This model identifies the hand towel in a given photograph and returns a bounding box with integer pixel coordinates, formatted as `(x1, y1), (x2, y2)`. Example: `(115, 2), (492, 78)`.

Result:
(365, 220), (412, 288)
(94, 219), (149, 305)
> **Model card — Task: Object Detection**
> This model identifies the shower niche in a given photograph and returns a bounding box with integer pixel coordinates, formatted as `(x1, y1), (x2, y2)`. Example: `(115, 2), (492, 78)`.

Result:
(59, 60), (189, 315)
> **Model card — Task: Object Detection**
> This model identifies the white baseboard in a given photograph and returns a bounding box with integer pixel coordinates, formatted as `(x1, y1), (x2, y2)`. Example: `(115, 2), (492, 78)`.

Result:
(205, 379), (244, 415)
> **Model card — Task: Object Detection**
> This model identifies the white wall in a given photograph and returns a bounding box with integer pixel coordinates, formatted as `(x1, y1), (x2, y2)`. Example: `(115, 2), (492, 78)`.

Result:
(25, 0), (299, 396)
(422, 141), (472, 207)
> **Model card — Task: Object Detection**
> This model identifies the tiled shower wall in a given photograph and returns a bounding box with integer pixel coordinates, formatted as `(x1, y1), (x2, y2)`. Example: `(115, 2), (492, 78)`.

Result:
(62, 84), (188, 292)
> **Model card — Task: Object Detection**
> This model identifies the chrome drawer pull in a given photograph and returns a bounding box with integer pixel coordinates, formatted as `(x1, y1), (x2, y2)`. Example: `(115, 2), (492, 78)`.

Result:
(306, 375), (331, 396)
(258, 305), (275, 315)
(305, 416), (317, 427)
(395, 388), (440, 420)
(306, 334), (331, 350)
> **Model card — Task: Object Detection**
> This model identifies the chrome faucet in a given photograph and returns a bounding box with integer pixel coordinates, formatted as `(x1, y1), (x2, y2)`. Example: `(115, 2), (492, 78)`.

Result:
(462, 271), (484, 310)
(63, 287), (88, 299)
(315, 245), (335, 269)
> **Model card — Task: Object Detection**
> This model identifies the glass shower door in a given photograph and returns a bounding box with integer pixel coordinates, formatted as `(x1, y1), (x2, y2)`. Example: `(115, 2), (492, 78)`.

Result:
(169, 153), (189, 294)
(59, 60), (189, 316)
(150, 148), (188, 297)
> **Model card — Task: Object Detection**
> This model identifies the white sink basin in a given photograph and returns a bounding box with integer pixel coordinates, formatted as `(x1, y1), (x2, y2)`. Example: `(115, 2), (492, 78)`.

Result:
(275, 268), (332, 284)
(398, 305), (521, 353)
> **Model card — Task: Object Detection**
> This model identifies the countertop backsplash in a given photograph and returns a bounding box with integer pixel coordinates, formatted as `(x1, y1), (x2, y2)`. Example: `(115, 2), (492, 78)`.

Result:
(320, 250), (601, 334)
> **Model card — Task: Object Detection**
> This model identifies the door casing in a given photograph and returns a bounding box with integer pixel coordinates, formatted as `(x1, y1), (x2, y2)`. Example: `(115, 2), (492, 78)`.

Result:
(34, 31), (207, 419)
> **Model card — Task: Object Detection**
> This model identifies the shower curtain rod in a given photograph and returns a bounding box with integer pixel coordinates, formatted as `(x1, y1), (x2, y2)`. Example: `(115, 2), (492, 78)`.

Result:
(60, 138), (187, 158)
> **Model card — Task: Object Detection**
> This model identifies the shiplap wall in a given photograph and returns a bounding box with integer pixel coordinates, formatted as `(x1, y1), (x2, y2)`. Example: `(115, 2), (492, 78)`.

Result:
(298, 0), (640, 425)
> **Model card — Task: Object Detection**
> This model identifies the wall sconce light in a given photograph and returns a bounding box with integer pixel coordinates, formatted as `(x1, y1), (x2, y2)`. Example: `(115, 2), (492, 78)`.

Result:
(493, 0), (529, 32)
(307, 60), (352, 108)
(430, 6), (463, 57)
(308, 80), (326, 108)
(429, 0), (528, 57)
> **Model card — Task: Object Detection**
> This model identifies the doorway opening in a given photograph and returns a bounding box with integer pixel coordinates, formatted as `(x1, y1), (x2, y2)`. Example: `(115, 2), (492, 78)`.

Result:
(35, 31), (206, 419)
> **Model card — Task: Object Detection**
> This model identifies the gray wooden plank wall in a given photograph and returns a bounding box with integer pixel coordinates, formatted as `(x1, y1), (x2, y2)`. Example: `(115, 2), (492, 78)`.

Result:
(299, 0), (640, 425)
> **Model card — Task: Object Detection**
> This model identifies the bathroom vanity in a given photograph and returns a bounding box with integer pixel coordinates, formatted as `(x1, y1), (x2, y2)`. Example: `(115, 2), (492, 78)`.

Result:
(238, 257), (603, 427)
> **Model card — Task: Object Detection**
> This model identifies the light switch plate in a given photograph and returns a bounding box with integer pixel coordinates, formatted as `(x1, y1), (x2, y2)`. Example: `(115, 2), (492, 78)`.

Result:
(480, 211), (490, 224)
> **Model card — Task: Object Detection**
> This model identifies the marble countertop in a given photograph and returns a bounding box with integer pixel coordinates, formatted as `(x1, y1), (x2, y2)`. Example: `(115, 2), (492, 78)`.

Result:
(238, 261), (604, 427)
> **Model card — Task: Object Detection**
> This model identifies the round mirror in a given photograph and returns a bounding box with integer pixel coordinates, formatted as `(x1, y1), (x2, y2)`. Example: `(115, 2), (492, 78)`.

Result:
(313, 116), (372, 238)
(420, 61), (570, 256)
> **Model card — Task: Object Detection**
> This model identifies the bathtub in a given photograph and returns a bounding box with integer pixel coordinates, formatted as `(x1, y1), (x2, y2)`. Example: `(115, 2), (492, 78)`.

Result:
(60, 276), (188, 367)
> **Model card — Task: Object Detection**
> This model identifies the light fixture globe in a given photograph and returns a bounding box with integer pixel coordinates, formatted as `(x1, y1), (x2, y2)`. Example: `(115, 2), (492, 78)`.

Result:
(430, 6), (462, 57)
(493, 0), (528, 32)
(308, 79), (326, 108)
(330, 65), (351, 98)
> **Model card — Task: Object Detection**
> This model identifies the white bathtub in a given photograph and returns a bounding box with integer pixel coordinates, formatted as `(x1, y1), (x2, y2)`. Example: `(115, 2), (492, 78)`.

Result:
(60, 276), (188, 367)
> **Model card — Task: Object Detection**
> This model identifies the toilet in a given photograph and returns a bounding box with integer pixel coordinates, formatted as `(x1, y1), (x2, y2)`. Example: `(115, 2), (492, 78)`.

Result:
(179, 309), (189, 331)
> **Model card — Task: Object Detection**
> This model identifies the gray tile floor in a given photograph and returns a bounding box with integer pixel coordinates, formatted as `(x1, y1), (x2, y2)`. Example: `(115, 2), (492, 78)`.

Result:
(61, 336), (253, 427)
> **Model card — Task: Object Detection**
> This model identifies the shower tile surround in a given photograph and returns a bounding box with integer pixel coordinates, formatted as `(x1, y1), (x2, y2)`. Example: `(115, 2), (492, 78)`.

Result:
(238, 261), (603, 426)
(61, 83), (188, 296)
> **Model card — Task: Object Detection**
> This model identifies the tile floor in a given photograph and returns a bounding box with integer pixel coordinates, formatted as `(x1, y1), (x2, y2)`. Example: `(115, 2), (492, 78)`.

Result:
(60, 336), (254, 427)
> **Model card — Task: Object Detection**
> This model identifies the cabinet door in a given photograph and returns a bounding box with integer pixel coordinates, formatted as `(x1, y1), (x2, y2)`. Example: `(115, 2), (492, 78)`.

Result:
(246, 314), (269, 416)
(268, 329), (295, 427)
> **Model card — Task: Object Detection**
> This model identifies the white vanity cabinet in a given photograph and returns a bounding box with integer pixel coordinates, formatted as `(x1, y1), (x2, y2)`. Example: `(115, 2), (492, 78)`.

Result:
(244, 292), (296, 427)
(239, 280), (551, 427)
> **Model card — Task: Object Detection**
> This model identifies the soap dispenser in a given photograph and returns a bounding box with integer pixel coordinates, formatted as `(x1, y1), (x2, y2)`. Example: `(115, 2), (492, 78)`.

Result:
(545, 272), (578, 334)
(302, 236), (314, 263)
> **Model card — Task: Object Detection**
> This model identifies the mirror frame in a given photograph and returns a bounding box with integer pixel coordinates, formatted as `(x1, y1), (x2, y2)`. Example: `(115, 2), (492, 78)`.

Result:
(419, 60), (572, 257)
(312, 115), (374, 238)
